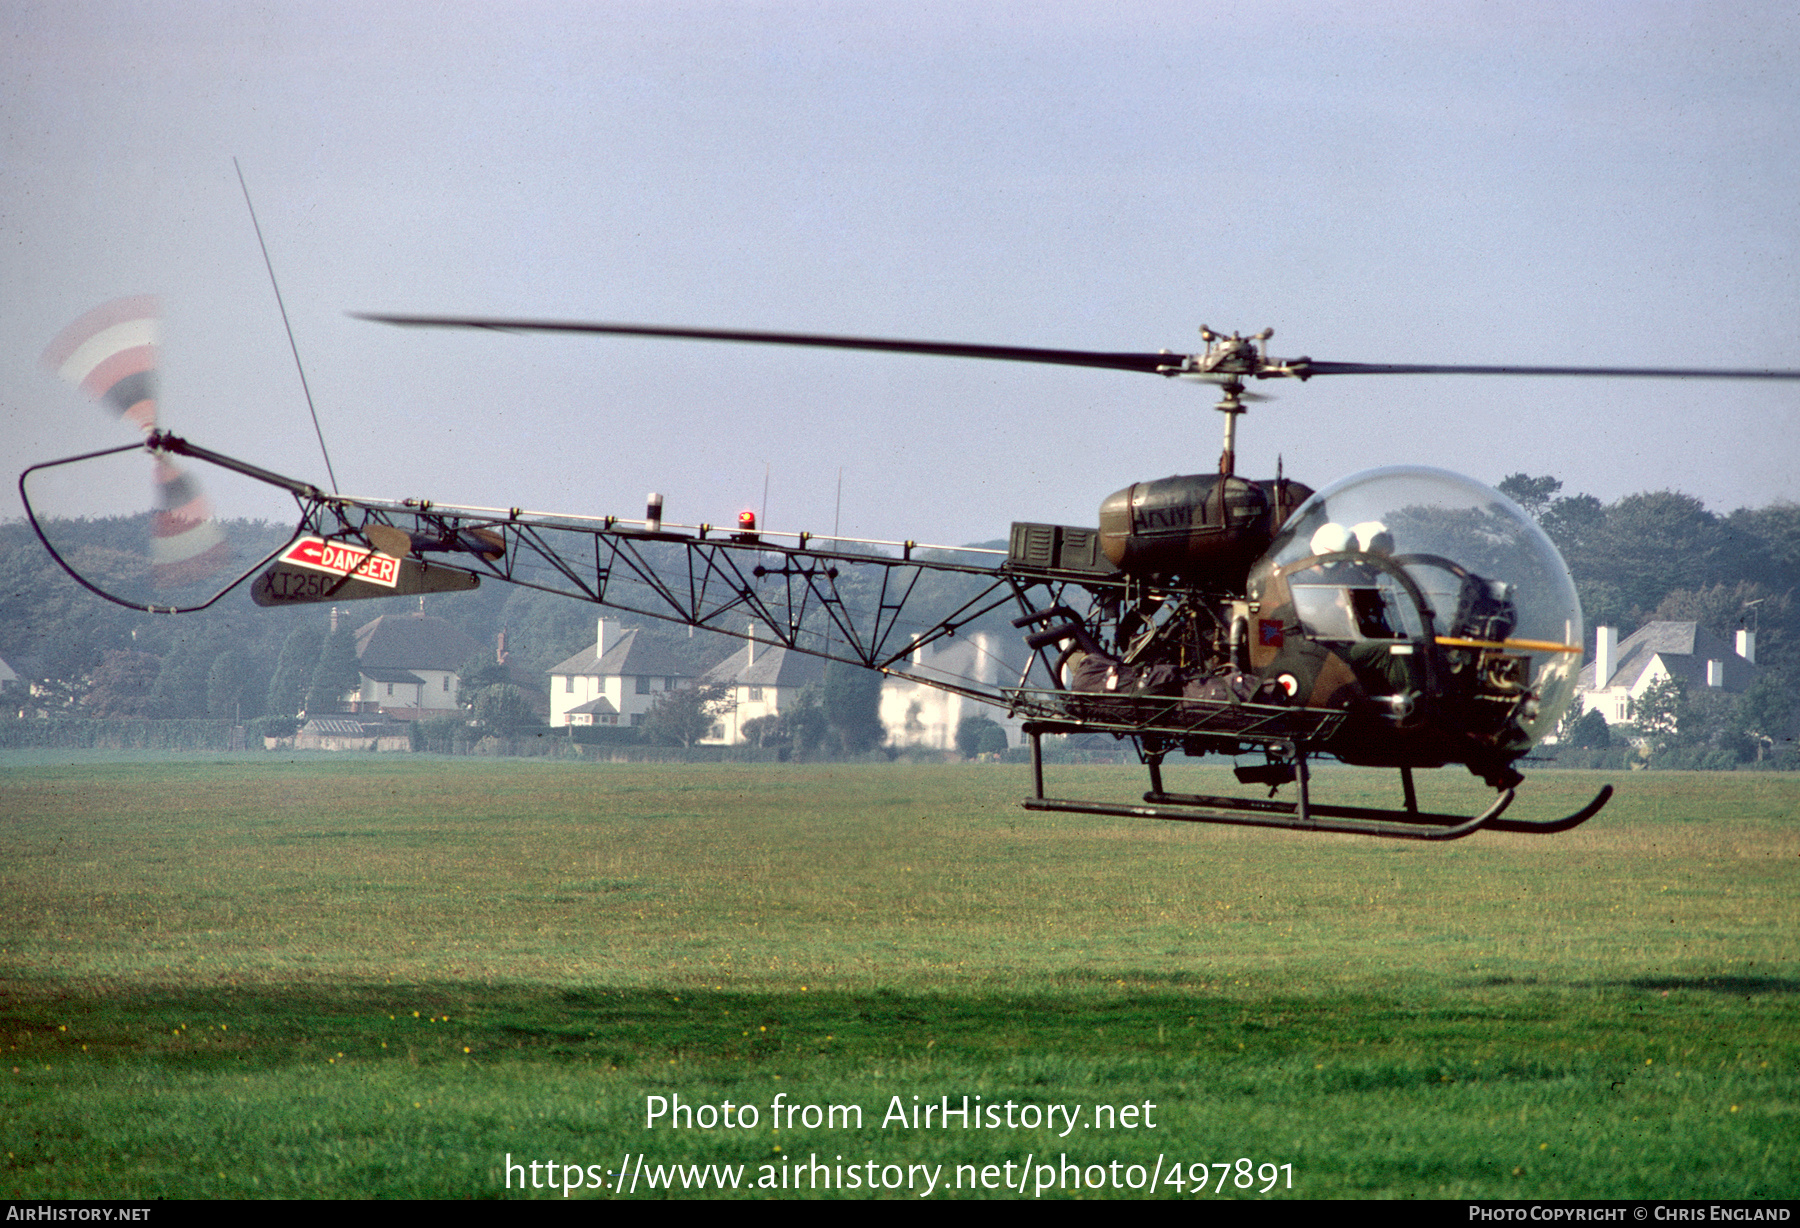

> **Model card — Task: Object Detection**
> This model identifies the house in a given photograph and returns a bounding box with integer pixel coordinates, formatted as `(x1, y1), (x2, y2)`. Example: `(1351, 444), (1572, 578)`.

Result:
(1574, 621), (1761, 724)
(350, 612), (480, 718)
(0, 656), (22, 718)
(548, 618), (694, 727)
(697, 633), (824, 744)
(880, 630), (1026, 753)
(295, 715), (411, 752)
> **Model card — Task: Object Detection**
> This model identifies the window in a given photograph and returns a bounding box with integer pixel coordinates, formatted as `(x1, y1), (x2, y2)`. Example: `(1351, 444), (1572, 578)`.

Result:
(748, 686), (763, 702)
(443, 676), (451, 692)
(385, 682), (393, 697)
(564, 676), (572, 693)
(630, 713), (643, 726)
(665, 677), (677, 691)
(636, 676), (651, 695)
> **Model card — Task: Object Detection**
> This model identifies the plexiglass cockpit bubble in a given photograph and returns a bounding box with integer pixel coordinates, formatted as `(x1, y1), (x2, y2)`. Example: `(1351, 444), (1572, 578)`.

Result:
(1247, 466), (1583, 746)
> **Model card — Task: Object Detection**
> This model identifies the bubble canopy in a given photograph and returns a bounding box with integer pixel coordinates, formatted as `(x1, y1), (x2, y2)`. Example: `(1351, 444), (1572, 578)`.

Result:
(1249, 466), (1584, 745)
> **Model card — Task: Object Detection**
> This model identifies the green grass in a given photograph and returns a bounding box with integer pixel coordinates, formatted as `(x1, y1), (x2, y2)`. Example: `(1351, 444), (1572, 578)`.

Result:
(2, 755), (1795, 1198)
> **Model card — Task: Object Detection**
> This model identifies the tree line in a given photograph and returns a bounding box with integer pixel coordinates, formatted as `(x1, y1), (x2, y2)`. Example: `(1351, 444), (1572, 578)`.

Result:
(1497, 475), (1797, 766)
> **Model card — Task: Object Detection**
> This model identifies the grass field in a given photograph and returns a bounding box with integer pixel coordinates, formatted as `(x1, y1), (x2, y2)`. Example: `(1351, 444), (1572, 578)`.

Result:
(2, 753), (1795, 1199)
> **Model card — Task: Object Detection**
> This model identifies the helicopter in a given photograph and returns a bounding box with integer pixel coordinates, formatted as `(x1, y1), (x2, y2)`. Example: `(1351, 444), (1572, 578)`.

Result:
(22, 305), (1800, 841)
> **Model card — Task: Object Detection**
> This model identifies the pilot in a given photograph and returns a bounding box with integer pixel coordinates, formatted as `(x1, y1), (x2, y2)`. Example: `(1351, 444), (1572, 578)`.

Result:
(1284, 519), (1418, 715)
(1303, 520), (1402, 641)
(1345, 521), (1400, 639)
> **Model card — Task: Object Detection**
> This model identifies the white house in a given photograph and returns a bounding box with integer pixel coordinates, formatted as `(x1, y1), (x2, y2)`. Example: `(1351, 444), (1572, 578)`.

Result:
(697, 633), (825, 744)
(880, 630), (1026, 753)
(548, 618), (694, 727)
(1574, 621), (1761, 724)
(351, 613), (479, 719)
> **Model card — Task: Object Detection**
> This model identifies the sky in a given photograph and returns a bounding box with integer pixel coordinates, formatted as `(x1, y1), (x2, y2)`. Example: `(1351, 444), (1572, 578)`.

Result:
(4, 1), (1797, 547)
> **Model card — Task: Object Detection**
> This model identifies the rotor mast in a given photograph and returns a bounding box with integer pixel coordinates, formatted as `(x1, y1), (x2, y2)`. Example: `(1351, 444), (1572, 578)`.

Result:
(1161, 327), (1280, 477)
(1215, 379), (1247, 476)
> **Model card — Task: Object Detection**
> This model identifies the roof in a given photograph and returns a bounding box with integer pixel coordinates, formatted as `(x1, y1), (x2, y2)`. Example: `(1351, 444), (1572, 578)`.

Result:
(300, 717), (392, 737)
(702, 642), (825, 688)
(360, 666), (424, 684)
(566, 696), (620, 716)
(499, 660), (544, 693)
(354, 614), (480, 673)
(547, 627), (694, 680)
(1580, 621), (1760, 693)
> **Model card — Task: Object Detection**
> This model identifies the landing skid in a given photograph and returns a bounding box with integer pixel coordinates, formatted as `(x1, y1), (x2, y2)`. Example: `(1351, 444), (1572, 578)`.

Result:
(1019, 723), (1612, 842)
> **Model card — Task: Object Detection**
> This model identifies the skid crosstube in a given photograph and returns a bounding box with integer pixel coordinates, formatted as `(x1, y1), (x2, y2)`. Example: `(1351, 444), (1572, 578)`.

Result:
(1020, 723), (1612, 842)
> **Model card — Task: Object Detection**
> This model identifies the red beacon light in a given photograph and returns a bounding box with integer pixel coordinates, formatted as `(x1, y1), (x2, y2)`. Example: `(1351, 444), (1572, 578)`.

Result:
(735, 510), (759, 544)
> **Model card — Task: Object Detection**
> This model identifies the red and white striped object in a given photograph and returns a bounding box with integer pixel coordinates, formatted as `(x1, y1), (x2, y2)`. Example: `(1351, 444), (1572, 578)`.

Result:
(43, 297), (228, 588)
(42, 295), (162, 433)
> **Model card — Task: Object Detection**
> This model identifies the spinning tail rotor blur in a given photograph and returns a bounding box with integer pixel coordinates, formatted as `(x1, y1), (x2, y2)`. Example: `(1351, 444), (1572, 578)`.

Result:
(24, 297), (298, 612)
(39, 297), (230, 587)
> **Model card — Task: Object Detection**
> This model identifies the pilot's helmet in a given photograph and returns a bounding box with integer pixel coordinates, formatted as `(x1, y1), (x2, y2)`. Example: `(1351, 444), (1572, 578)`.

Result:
(1350, 520), (1394, 555)
(1309, 522), (1355, 557)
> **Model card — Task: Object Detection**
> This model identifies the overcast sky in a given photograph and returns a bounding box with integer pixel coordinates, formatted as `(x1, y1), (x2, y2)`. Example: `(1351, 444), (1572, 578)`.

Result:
(4, 1), (1797, 546)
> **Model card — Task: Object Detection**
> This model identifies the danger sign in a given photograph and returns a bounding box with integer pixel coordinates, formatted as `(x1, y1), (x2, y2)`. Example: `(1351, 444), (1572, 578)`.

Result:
(278, 536), (401, 587)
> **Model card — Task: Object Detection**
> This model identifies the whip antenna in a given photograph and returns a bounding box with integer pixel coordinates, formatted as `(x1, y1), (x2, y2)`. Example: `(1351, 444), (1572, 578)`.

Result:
(235, 158), (339, 493)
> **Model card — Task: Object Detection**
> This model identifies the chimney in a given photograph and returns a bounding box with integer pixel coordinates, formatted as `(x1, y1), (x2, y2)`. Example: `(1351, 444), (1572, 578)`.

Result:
(596, 617), (616, 659)
(1594, 626), (1617, 689)
(1736, 628), (1757, 663)
(1706, 659), (1725, 688)
(745, 622), (756, 668)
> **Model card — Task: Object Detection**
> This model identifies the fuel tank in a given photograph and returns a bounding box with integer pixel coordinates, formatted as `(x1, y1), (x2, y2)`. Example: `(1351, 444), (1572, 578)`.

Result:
(1097, 474), (1313, 587)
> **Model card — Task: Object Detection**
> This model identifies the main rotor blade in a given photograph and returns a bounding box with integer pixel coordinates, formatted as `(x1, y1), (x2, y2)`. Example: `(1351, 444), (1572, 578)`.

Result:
(352, 313), (1179, 375)
(1300, 360), (1800, 380)
(354, 313), (1800, 382)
